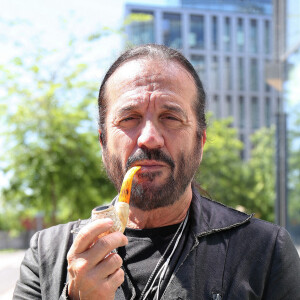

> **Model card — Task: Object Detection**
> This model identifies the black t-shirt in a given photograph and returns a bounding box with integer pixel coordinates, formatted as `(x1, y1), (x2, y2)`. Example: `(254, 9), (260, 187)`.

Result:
(119, 223), (181, 299)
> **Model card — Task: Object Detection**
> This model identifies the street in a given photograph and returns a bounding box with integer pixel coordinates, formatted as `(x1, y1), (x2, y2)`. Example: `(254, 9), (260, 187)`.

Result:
(0, 250), (25, 300)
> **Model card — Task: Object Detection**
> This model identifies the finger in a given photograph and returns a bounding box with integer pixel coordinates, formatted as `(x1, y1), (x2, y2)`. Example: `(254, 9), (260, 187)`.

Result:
(71, 218), (114, 254)
(105, 268), (125, 292)
(96, 253), (123, 279)
(84, 231), (128, 266)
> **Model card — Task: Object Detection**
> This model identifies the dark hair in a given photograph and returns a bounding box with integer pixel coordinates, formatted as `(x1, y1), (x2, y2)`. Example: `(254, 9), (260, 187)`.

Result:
(98, 44), (207, 143)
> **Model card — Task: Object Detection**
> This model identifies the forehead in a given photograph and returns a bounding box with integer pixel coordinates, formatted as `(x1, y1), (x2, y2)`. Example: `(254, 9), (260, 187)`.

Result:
(104, 58), (197, 108)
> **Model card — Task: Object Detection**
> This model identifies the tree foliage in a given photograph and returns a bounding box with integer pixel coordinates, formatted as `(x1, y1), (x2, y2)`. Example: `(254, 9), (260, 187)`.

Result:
(197, 117), (276, 222)
(2, 16), (295, 232)
(244, 127), (275, 222)
(0, 13), (162, 232)
(288, 108), (300, 229)
(0, 28), (116, 229)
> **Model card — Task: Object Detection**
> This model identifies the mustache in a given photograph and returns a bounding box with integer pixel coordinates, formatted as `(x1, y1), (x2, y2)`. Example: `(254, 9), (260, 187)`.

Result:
(126, 148), (175, 171)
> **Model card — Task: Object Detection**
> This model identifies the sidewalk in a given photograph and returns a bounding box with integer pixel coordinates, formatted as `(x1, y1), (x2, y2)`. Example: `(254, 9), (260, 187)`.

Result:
(0, 250), (26, 300)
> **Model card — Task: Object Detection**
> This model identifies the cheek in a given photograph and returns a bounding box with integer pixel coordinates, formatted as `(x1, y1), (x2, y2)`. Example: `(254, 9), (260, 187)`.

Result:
(163, 129), (192, 155)
(107, 129), (137, 160)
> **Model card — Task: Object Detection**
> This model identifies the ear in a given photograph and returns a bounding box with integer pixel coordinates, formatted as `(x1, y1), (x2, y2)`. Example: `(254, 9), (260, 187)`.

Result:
(202, 130), (206, 146)
(98, 129), (103, 148)
(199, 130), (206, 162)
(98, 129), (106, 165)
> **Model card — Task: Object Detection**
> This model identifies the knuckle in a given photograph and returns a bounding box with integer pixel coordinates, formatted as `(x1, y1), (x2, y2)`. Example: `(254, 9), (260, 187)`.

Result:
(98, 235), (114, 250)
(77, 227), (93, 242)
(67, 249), (76, 263)
(111, 254), (123, 267)
(115, 268), (125, 285)
(114, 231), (127, 243)
(72, 258), (89, 274)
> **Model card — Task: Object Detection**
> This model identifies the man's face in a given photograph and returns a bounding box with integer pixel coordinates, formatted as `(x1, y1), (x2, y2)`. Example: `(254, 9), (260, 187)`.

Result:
(101, 58), (205, 210)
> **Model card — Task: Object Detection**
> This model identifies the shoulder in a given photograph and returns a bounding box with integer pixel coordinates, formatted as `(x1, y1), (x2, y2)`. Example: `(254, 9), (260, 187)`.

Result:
(29, 220), (82, 254)
(192, 189), (295, 248)
(199, 196), (299, 263)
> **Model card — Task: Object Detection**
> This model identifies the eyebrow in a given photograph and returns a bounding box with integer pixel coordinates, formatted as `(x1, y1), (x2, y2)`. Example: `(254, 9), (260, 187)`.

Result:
(116, 104), (139, 116)
(116, 103), (188, 119)
(161, 104), (188, 119)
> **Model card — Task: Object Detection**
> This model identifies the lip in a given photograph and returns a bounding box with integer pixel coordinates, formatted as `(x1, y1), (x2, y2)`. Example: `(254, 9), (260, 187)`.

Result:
(132, 160), (166, 171)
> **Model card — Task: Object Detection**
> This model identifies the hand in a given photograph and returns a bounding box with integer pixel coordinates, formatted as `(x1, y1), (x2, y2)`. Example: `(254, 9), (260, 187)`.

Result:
(67, 218), (128, 300)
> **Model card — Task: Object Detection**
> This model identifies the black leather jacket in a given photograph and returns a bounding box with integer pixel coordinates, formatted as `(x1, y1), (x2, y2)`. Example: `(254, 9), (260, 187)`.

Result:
(13, 190), (300, 299)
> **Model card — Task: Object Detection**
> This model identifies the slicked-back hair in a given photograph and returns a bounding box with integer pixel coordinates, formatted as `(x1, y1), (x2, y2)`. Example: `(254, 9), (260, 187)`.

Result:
(98, 44), (207, 144)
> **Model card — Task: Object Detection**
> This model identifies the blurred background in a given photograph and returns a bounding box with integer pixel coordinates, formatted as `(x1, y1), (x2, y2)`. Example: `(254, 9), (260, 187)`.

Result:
(0, 0), (299, 297)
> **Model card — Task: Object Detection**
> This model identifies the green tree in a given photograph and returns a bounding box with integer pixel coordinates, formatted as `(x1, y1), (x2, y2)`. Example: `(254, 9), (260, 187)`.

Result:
(197, 117), (245, 209)
(0, 13), (159, 232)
(197, 117), (276, 222)
(245, 127), (275, 222)
(0, 36), (116, 230)
(288, 111), (300, 227)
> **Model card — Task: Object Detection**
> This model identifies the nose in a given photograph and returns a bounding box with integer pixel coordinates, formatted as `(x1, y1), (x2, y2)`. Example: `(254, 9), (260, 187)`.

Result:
(137, 120), (164, 149)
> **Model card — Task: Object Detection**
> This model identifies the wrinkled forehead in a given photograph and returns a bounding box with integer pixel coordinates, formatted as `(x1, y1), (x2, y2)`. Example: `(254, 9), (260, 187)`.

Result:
(105, 58), (197, 99)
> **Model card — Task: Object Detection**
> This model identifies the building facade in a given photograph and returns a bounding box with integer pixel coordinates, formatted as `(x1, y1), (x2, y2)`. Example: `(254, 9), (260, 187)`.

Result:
(125, 0), (277, 159)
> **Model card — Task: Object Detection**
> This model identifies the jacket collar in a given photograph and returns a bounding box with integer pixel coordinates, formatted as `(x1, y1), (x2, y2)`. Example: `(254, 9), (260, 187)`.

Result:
(190, 186), (253, 238)
(109, 187), (253, 237)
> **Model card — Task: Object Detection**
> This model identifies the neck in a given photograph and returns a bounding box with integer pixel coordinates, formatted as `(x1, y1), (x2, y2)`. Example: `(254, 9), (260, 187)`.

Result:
(126, 185), (193, 229)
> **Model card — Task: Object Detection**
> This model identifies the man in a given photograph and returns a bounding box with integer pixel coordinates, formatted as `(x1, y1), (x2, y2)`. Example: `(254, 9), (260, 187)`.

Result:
(14, 44), (300, 300)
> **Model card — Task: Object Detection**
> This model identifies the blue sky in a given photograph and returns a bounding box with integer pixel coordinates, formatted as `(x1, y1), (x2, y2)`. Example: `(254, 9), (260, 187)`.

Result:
(0, 0), (174, 189)
(1, 0), (125, 61)
(0, 0), (127, 188)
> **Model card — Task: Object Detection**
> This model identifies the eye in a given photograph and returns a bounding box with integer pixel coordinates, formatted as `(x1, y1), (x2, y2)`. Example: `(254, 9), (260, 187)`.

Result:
(165, 116), (179, 121)
(160, 114), (182, 128)
(122, 117), (136, 122)
(161, 114), (181, 122)
(119, 115), (141, 128)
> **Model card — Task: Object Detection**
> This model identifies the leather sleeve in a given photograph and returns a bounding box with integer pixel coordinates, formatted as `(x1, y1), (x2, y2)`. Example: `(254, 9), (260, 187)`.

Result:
(13, 222), (74, 300)
(13, 232), (42, 299)
(263, 227), (300, 299)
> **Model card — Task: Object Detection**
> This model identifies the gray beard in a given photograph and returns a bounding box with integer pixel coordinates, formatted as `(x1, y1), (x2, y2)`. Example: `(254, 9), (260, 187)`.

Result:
(129, 154), (192, 211)
(102, 144), (202, 211)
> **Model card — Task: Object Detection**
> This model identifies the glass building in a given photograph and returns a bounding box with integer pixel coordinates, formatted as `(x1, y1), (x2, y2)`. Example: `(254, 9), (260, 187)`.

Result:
(125, 0), (276, 160)
(125, 0), (300, 250)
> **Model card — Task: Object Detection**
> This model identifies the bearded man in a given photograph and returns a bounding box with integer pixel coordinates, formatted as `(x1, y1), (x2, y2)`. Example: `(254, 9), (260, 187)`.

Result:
(14, 44), (300, 300)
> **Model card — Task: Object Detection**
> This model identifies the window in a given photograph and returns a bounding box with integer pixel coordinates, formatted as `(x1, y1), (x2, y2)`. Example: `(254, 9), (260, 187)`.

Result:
(264, 20), (271, 55)
(239, 134), (245, 160)
(224, 17), (231, 51)
(250, 58), (259, 91)
(211, 56), (219, 90)
(212, 95), (221, 118)
(190, 55), (206, 83)
(224, 57), (232, 90)
(212, 16), (218, 50)
(250, 19), (258, 53)
(189, 15), (204, 49)
(238, 96), (245, 129)
(130, 10), (155, 45)
(265, 97), (271, 127)
(251, 97), (259, 129)
(163, 13), (182, 49)
(238, 57), (244, 91)
(237, 18), (244, 52)
(226, 95), (233, 118)
(264, 59), (271, 92)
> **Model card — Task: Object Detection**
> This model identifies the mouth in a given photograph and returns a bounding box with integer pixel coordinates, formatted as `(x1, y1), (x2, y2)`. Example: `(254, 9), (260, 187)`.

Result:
(132, 160), (166, 172)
